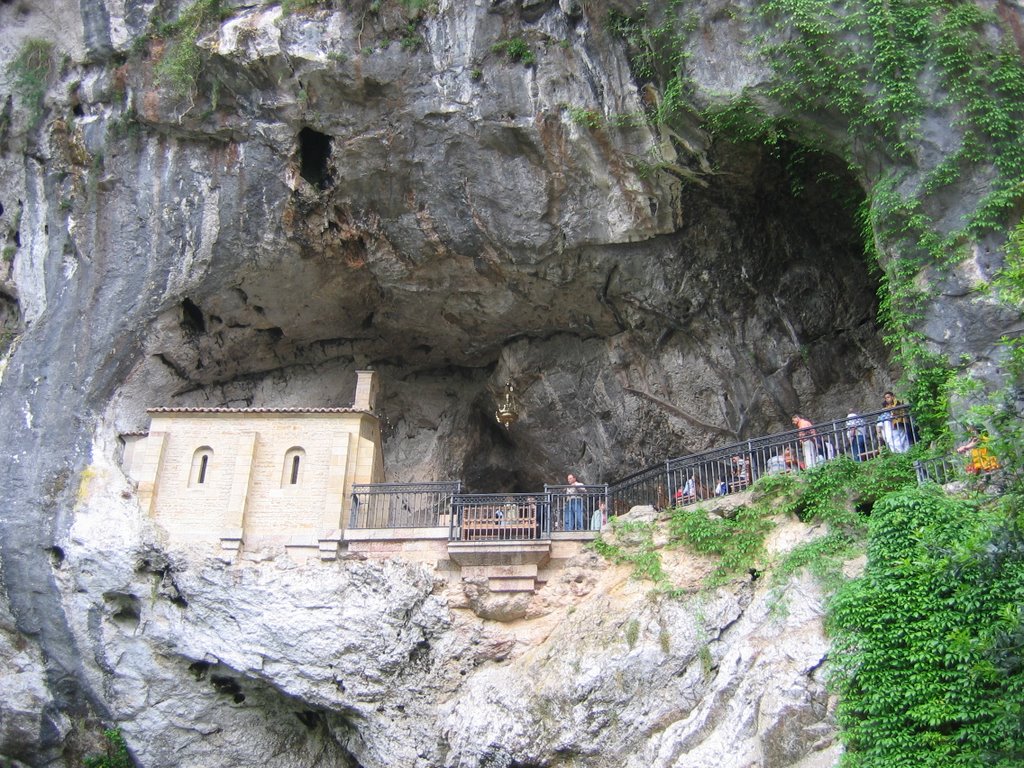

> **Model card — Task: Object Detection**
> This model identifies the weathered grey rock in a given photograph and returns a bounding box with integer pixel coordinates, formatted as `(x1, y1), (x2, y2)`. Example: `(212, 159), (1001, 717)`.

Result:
(1, 0), (1022, 763)
(49, 460), (840, 768)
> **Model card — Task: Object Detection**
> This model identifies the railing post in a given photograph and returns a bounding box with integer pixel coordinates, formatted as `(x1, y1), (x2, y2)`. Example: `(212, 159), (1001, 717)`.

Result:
(665, 460), (672, 508)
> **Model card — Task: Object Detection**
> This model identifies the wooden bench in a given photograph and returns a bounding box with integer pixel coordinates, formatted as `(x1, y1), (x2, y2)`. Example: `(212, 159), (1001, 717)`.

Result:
(459, 506), (539, 541)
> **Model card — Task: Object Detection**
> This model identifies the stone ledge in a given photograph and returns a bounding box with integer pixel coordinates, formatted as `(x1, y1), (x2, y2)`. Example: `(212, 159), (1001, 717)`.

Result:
(344, 527), (450, 541)
(447, 541), (551, 567)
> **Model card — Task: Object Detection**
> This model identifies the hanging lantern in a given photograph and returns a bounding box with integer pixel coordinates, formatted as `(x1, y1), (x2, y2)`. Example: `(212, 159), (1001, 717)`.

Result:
(494, 379), (519, 429)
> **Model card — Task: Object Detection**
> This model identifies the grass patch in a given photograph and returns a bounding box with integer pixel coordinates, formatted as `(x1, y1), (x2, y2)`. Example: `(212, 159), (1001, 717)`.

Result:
(7, 38), (55, 126)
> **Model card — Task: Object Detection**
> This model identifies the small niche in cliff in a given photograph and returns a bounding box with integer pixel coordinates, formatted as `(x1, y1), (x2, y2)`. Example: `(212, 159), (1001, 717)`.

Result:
(295, 710), (324, 729)
(103, 591), (141, 631)
(211, 674), (246, 704)
(180, 298), (205, 334)
(298, 127), (333, 189)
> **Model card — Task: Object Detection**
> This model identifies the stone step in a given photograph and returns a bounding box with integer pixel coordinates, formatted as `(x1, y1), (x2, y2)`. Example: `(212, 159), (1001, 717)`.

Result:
(487, 576), (538, 593)
(461, 563), (538, 580)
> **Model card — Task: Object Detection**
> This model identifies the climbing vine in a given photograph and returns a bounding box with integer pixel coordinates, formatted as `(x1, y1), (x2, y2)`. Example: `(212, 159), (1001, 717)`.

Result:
(591, 519), (677, 592)
(828, 486), (1024, 767)
(606, 0), (1024, 442)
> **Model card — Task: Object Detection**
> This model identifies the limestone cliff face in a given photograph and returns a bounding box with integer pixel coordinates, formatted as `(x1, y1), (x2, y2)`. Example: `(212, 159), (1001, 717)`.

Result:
(36, 455), (841, 768)
(0, 0), (1020, 764)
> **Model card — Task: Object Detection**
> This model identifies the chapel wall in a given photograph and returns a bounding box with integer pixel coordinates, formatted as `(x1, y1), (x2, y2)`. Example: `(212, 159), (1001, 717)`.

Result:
(146, 414), (240, 543)
(143, 411), (383, 548)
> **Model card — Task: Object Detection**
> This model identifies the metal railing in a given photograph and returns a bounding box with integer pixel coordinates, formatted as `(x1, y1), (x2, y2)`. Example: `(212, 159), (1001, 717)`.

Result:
(607, 465), (667, 517)
(613, 405), (919, 508)
(450, 493), (552, 542)
(915, 455), (964, 486)
(345, 405), (925, 540)
(349, 481), (462, 528)
(545, 484), (609, 532)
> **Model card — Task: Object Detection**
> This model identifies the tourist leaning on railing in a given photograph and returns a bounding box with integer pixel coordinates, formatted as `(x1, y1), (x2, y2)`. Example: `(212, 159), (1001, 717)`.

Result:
(877, 391), (911, 453)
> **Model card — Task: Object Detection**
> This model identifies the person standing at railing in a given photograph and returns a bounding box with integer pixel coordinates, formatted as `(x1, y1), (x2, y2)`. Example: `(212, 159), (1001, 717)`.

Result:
(590, 500), (607, 531)
(564, 473), (585, 531)
(877, 391), (910, 454)
(675, 475), (696, 504)
(846, 413), (868, 461)
(792, 414), (819, 469)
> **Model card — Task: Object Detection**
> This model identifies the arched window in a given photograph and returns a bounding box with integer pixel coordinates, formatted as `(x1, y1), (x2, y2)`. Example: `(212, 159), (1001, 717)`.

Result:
(282, 447), (306, 487)
(189, 447), (214, 487)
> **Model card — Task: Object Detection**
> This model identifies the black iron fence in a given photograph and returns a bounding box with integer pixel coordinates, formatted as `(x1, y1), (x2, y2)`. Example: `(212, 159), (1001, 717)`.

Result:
(347, 405), (931, 541)
(915, 455), (964, 486)
(660, 405), (918, 506)
(450, 493), (552, 542)
(349, 481), (462, 528)
(545, 484), (609, 532)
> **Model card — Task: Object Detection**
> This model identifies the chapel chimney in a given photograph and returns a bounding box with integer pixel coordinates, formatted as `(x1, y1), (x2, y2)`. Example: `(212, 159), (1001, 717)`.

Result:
(353, 370), (378, 412)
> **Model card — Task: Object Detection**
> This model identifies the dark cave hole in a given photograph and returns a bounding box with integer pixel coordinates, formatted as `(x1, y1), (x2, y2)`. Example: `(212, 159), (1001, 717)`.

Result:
(298, 127), (333, 189)
(47, 546), (65, 568)
(211, 674), (245, 704)
(103, 592), (141, 629)
(260, 326), (284, 342)
(180, 298), (205, 334)
(295, 710), (323, 729)
(189, 660), (211, 680)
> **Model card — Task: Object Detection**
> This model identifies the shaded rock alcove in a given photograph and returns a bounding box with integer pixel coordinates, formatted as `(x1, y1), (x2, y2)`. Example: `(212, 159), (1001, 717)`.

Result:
(113, 138), (887, 493)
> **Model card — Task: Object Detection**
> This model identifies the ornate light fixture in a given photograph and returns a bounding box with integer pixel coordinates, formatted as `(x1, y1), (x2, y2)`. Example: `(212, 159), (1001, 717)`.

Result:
(494, 379), (519, 429)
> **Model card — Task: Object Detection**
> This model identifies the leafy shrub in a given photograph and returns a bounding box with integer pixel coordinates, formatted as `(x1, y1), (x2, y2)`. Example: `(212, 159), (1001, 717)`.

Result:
(828, 486), (1024, 767)
(568, 107), (601, 129)
(492, 38), (535, 66)
(84, 727), (133, 768)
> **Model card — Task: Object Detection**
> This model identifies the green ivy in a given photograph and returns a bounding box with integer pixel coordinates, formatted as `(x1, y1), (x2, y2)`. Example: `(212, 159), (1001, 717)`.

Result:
(591, 519), (678, 593)
(668, 503), (774, 586)
(772, 530), (856, 595)
(828, 486), (1024, 767)
(994, 219), (1024, 308)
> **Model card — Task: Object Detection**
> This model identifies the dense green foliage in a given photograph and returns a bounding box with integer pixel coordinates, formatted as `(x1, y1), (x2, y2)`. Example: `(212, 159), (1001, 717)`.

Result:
(828, 488), (1024, 767)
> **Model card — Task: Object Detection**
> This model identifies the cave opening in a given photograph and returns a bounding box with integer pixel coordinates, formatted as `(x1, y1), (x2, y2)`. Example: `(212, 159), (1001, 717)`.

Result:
(180, 297), (205, 334)
(454, 142), (886, 492)
(298, 127), (333, 189)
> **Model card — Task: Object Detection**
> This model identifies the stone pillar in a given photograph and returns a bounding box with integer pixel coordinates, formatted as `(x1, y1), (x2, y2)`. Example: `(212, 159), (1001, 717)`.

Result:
(135, 432), (168, 516)
(319, 432), (351, 560)
(353, 370), (378, 412)
(221, 431), (256, 560)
